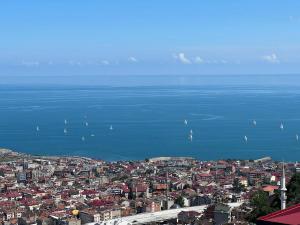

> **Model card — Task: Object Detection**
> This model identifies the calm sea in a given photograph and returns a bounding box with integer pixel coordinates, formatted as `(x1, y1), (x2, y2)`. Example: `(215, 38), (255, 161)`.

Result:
(1, 75), (300, 161)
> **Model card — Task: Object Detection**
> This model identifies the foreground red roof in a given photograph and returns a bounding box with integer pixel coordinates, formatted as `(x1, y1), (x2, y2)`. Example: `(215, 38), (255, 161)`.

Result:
(257, 203), (300, 225)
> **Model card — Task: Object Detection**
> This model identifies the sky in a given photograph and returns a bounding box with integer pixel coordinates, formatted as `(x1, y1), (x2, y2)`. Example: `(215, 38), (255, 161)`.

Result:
(1, 1), (300, 79)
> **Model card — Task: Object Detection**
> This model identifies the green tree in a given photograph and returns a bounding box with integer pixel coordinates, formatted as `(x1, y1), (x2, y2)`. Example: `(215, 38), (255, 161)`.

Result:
(232, 178), (245, 193)
(287, 173), (300, 206)
(247, 190), (274, 222)
(174, 196), (185, 207)
(270, 189), (281, 210)
(183, 184), (191, 189)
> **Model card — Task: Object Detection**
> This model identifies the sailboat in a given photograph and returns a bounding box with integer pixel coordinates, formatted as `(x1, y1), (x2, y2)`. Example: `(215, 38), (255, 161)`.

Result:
(253, 120), (257, 126)
(64, 128), (67, 134)
(36, 126), (40, 132)
(110, 125), (113, 130)
(296, 134), (299, 141)
(190, 129), (193, 135)
(280, 123), (284, 130)
(64, 119), (68, 125)
(184, 119), (188, 125)
(85, 122), (89, 127)
(244, 135), (248, 142)
(189, 133), (193, 141)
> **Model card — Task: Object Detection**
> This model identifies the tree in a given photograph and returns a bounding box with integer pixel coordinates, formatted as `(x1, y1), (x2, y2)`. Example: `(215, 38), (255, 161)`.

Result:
(247, 190), (274, 222)
(247, 173), (300, 222)
(287, 173), (300, 206)
(175, 196), (185, 207)
(183, 184), (190, 189)
(269, 189), (281, 210)
(232, 178), (245, 193)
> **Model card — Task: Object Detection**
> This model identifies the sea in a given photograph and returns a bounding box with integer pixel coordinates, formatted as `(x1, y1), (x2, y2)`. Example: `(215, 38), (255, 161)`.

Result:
(1, 74), (300, 161)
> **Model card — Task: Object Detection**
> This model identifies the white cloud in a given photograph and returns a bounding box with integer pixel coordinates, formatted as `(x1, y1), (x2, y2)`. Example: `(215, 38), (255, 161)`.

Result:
(262, 53), (280, 63)
(101, 60), (110, 65)
(128, 56), (138, 63)
(21, 60), (39, 67)
(174, 53), (191, 64)
(194, 56), (204, 64)
(173, 53), (230, 65)
(68, 60), (82, 66)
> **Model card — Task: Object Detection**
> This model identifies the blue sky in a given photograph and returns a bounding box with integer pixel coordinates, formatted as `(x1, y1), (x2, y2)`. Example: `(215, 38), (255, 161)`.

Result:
(1, 1), (300, 77)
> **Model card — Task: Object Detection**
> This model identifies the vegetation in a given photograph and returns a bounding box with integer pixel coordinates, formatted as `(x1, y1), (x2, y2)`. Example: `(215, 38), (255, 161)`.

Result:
(232, 178), (245, 193)
(286, 173), (300, 206)
(174, 196), (185, 207)
(247, 173), (300, 222)
(247, 190), (275, 222)
(183, 184), (191, 189)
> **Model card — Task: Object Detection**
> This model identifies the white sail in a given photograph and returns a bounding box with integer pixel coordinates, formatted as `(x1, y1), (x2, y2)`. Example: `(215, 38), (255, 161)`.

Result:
(110, 125), (113, 130)
(253, 120), (257, 126)
(244, 135), (248, 142)
(184, 119), (188, 125)
(36, 126), (40, 132)
(280, 123), (284, 130)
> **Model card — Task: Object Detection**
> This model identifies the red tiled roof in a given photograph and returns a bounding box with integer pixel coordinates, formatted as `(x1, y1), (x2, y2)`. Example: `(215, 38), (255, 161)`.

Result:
(133, 184), (148, 192)
(81, 190), (98, 195)
(154, 184), (167, 190)
(0, 201), (15, 207)
(119, 184), (130, 193)
(258, 203), (300, 225)
(262, 185), (279, 192)
(90, 199), (113, 207)
(4, 192), (22, 198)
(271, 172), (281, 177)
(20, 198), (38, 206)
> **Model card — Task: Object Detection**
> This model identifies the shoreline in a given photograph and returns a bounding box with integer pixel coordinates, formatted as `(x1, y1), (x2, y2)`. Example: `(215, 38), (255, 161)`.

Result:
(0, 147), (281, 163)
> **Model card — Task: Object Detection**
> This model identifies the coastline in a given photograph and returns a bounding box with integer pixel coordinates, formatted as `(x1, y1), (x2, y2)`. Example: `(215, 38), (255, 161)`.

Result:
(0, 147), (279, 163)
